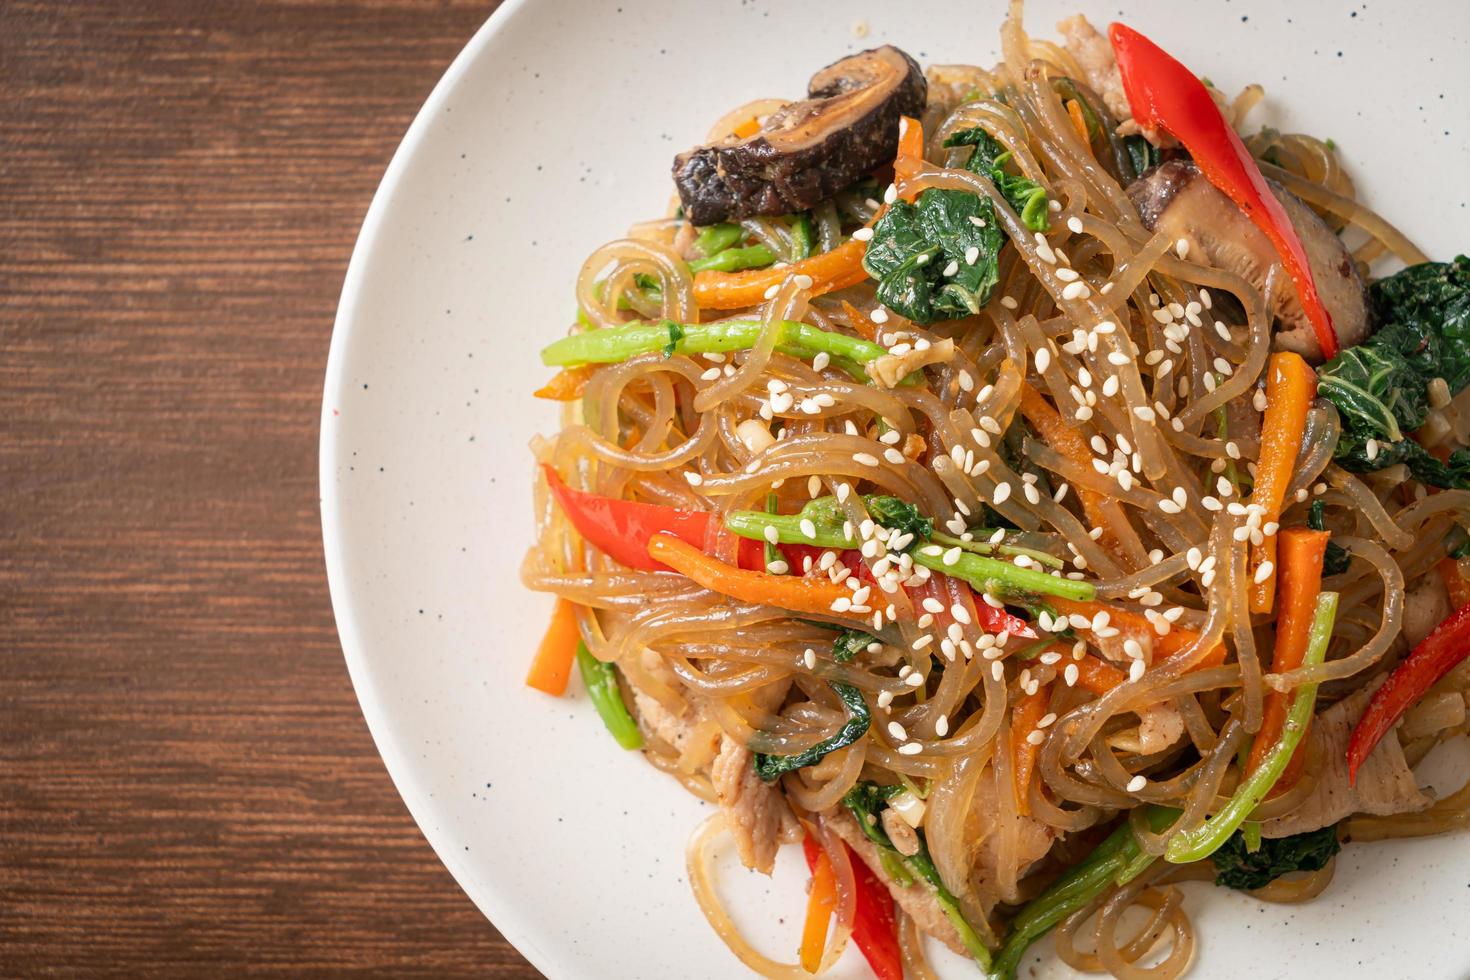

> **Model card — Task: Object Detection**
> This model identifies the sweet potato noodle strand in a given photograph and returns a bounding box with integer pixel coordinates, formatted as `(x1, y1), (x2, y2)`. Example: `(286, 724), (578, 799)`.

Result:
(521, 5), (1466, 978)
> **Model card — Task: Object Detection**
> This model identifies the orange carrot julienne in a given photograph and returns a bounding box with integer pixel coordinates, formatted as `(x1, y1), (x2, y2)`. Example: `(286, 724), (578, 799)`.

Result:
(534, 366), (593, 401)
(798, 842), (837, 973)
(892, 115), (925, 198)
(1249, 527), (1329, 792)
(1050, 597), (1227, 668)
(840, 300), (882, 341)
(526, 597), (580, 695)
(692, 238), (870, 311)
(1065, 99), (1090, 148)
(1249, 351), (1317, 613)
(1012, 680), (1053, 816)
(1018, 382), (1145, 569)
(647, 534), (850, 616)
(732, 116), (761, 139)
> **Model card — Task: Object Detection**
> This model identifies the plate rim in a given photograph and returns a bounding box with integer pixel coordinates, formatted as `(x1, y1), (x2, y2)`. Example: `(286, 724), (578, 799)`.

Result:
(317, 0), (558, 973)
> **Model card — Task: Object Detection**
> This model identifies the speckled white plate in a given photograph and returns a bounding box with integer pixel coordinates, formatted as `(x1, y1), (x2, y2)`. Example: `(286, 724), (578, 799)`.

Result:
(321, 1), (1470, 976)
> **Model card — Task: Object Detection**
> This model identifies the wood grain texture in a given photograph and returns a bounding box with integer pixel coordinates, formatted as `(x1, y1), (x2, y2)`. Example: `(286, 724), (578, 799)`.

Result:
(0, 1), (540, 974)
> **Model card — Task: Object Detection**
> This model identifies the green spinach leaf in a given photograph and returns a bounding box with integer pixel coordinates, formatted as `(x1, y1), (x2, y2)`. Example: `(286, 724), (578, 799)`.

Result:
(943, 127), (1050, 232)
(1307, 500), (1351, 576)
(831, 629), (880, 664)
(1317, 256), (1470, 488)
(752, 682), (869, 781)
(865, 495), (934, 541)
(1209, 825), (1341, 891)
(862, 189), (1004, 324)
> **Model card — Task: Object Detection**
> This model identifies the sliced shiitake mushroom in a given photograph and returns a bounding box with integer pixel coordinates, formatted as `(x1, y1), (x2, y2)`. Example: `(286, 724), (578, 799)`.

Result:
(672, 46), (926, 226)
(1127, 159), (1369, 361)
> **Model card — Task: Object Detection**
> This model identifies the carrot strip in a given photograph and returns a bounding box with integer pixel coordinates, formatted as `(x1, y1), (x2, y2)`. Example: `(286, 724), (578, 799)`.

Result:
(526, 597), (580, 695)
(1248, 527), (1328, 793)
(692, 238), (869, 311)
(647, 534), (850, 616)
(1439, 557), (1470, 610)
(1065, 99), (1090, 148)
(1249, 351), (1317, 613)
(1011, 681), (1054, 816)
(732, 116), (761, 139)
(534, 366), (593, 401)
(892, 115), (925, 197)
(798, 841), (837, 973)
(1072, 655), (1129, 695)
(839, 300), (881, 341)
(1018, 381), (1144, 569)
(1050, 597), (1227, 667)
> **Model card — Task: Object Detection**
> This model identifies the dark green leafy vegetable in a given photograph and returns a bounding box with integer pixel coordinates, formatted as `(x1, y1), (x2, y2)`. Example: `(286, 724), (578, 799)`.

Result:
(661, 321), (685, 357)
(1317, 257), (1470, 488)
(842, 782), (993, 968)
(1209, 824), (1341, 891)
(862, 188), (1004, 324)
(1308, 500), (1351, 576)
(753, 682), (869, 781)
(865, 495), (934, 541)
(1123, 134), (1161, 180)
(832, 628), (880, 664)
(944, 127), (1050, 232)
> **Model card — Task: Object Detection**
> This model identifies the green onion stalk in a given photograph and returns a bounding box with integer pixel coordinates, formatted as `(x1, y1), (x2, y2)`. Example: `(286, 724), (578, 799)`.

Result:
(1164, 591), (1339, 864)
(575, 642), (643, 750)
(541, 318), (889, 384)
(722, 497), (1095, 603)
(988, 594), (1338, 977)
(988, 806), (1179, 980)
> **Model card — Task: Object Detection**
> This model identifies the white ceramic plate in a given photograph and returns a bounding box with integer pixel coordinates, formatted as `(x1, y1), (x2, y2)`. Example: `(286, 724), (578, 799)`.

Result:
(321, 1), (1470, 976)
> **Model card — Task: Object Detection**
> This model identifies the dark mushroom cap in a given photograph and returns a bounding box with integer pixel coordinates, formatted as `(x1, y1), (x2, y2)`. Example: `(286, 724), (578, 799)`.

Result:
(673, 46), (926, 226)
(1127, 160), (1369, 362)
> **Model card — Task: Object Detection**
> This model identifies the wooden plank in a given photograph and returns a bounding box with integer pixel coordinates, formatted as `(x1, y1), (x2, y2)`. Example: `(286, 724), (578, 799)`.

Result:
(0, 1), (538, 973)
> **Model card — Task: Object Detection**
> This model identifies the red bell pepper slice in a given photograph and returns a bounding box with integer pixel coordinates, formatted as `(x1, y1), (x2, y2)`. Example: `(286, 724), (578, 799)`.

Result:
(840, 552), (1038, 640)
(1108, 22), (1339, 360)
(801, 835), (903, 980)
(1346, 601), (1470, 784)
(542, 464), (713, 571)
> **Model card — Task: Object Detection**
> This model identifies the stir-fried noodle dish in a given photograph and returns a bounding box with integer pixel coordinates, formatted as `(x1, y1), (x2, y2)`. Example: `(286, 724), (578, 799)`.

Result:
(522, 6), (1470, 977)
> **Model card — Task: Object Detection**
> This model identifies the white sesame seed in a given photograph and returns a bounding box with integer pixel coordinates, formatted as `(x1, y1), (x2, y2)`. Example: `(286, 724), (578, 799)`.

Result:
(876, 690), (894, 708)
(883, 183), (898, 204)
(1129, 659), (1146, 682)
(766, 560), (789, 574)
(1158, 498), (1182, 514)
(942, 546), (962, 566)
(1061, 280), (1089, 301)
(936, 714), (950, 737)
(1000, 296), (1018, 310)
(1026, 729), (1046, 745)
(870, 308), (889, 324)
(951, 603), (972, 625)
(1175, 238), (1190, 260)
(993, 482), (1012, 505)
(1254, 560), (1274, 585)
(905, 672), (925, 687)
(1064, 663), (1079, 687)
(853, 452), (880, 467)
(1214, 320), (1231, 342)
(763, 284), (781, 300)
(1067, 215), (1084, 234)
(898, 742), (923, 755)
(851, 227), (874, 242)
(1127, 774), (1148, 792)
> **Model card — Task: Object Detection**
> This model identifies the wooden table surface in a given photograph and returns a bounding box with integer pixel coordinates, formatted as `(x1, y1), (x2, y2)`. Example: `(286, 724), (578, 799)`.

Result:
(2, 1), (540, 974)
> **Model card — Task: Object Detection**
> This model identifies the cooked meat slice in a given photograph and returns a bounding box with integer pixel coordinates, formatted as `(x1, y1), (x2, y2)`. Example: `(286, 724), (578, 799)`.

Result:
(710, 736), (795, 874)
(672, 47), (926, 225)
(1262, 678), (1432, 838)
(1056, 15), (1135, 133)
(1127, 159), (1370, 362)
(825, 810), (968, 955)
